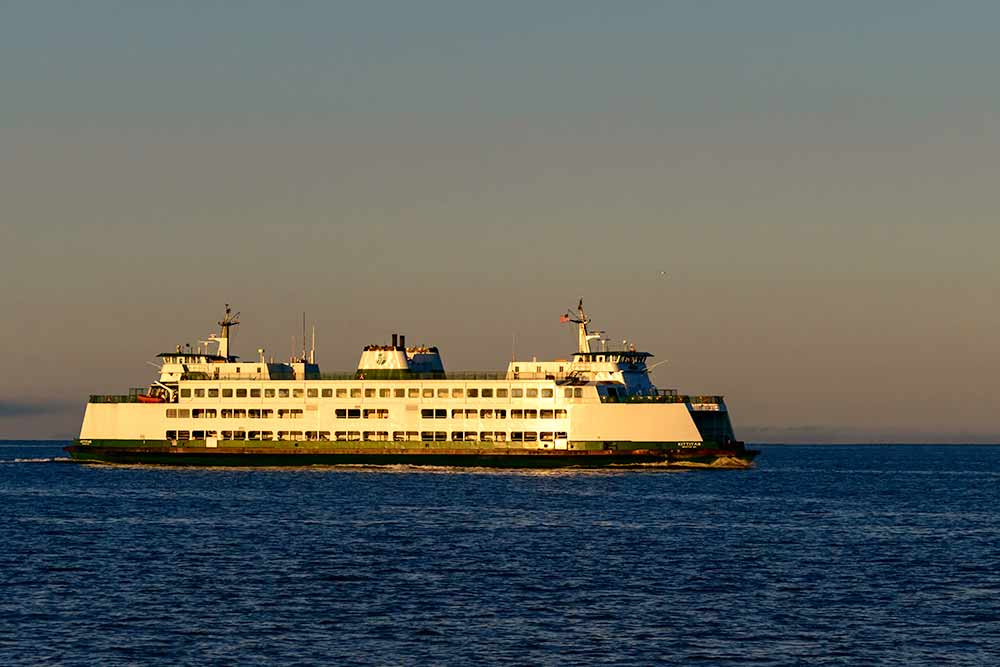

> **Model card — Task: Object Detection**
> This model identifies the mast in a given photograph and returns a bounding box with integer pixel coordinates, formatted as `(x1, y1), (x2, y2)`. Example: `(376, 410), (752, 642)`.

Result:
(562, 298), (592, 353)
(215, 304), (240, 360)
(576, 299), (590, 353)
(562, 298), (605, 354)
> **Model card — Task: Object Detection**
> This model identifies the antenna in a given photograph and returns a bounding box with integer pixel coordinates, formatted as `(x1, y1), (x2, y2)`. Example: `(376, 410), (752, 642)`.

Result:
(310, 325), (316, 364)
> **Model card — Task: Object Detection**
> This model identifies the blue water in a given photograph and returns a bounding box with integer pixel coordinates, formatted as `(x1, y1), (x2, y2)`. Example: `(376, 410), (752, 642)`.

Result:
(1, 443), (998, 666)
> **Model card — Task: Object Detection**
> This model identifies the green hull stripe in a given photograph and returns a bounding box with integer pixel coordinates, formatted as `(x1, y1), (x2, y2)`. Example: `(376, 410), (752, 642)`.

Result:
(67, 439), (757, 468)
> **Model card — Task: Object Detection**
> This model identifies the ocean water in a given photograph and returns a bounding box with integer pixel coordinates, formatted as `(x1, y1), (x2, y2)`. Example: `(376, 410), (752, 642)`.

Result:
(1, 443), (998, 666)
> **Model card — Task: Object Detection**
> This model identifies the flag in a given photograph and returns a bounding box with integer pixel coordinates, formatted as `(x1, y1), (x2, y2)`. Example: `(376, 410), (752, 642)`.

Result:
(559, 314), (570, 323)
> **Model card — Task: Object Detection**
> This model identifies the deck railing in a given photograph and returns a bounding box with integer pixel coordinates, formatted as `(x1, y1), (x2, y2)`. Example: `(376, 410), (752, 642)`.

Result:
(89, 394), (141, 404)
(600, 393), (724, 405)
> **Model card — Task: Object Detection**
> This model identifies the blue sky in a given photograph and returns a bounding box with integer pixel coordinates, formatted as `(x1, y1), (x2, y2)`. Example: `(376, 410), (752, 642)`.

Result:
(2, 1), (998, 441)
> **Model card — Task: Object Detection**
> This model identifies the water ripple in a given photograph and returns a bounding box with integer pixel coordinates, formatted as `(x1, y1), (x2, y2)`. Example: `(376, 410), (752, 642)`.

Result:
(1, 442), (999, 665)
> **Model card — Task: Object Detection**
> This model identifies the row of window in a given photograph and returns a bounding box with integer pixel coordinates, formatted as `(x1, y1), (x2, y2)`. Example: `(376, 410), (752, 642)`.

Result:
(165, 430), (569, 443)
(179, 386), (583, 399)
(165, 407), (571, 420)
(421, 409), (568, 420)
(335, 409), (390, 419)
(166, 408), (304, 419)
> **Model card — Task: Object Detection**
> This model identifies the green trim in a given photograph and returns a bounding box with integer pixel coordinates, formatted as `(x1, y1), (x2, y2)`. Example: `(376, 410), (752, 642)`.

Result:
(67, 438), (757, 468)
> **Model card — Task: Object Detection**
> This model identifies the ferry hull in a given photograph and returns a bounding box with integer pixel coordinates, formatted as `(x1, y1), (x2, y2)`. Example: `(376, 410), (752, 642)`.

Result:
(65, 440), (758, 469)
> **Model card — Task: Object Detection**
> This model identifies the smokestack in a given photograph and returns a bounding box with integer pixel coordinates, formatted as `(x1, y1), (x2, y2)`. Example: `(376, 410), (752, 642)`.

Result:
(400, 334), (406, 349)
(392, 333), (398, 348)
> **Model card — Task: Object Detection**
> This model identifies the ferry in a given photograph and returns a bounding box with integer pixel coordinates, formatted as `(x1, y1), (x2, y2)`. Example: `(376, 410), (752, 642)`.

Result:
(65, 302), (758, 468)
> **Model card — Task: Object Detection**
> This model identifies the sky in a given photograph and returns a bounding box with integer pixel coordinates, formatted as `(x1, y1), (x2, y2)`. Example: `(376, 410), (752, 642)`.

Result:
(2, 1), (998, 442)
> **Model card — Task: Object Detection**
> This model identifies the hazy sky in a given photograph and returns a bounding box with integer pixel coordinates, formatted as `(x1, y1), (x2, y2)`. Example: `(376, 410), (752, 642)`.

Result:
(2, 1), (998, 442)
